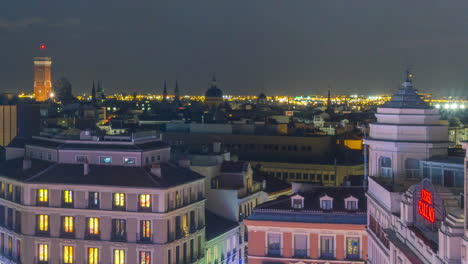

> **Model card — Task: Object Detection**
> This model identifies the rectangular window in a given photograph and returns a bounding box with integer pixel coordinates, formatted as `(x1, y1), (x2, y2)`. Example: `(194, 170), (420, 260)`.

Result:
(7, 184), (13, 200)
(63, 245), (74, 264)
(100, 156), (112, 164)
(37, 189), (49, 205)
(16, 240), (20, 259)
(38, 244), (49, 262)
(294, 234), (308, 257)
(88, 192), (100, 209)
(37, 214), (49, 233)
(112, 219), (126, 241)
(321, 200), (332, 210)
(76, 155), (87, 163)
(346, 201), (358, 210)
(87, 217), (99, 236)
(113, 193), (125, 210)
(267, 233), (281, 256)
(139, 251), (151, 264)
(14, 211), (21, 232)
(14, 186), (21, 203)
(7, 236), (12, 256)
(62, 216), (74, 234)
(346, 237), (360, 260)
(0, 182), (4, 198)
(139, 194), (151, 211)
(124, 157), (136, 164)
(320, 236), (334, 258)
(140, 220), (151, 241)
(113, 249), (125, 264)
(88, 248), (99, 264)
(62, 190), (74, 207)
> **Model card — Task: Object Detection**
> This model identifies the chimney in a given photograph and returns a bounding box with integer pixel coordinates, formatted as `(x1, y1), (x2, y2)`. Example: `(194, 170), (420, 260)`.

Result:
(83, 158), (90, 176)
(22, 156), (31, 171)
(178, 159), (191, 169)
(151, 164), (162, 178)
(213, 142), (221, 153)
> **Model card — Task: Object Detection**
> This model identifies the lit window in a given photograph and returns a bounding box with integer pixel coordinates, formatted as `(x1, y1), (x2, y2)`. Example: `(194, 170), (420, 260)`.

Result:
(63, 216), (74, 233)
(7, 236), (12, 256)
(38, 244), (49, 262)
(113, 193), (125, 209)
(346, 237), (360, 259)
(0, 182), (4, 197)
(63, 245), (74, 264)
(63, 190), (74, 207)
(38, 189), (49, 204)
(7, 184), (12, 198)
(114, 249), (125, 264)
(124, 157), (136, 164)
(87, 217), (99, 235)
(88, 248), (99, 264)
(139, 194), (151, 210)
(37, 214), (49, 232)
(100, 156), (112, 164)
(140, 220), (151, 240)
(139, 251), (151, 264)
(267, 233), (281, 256)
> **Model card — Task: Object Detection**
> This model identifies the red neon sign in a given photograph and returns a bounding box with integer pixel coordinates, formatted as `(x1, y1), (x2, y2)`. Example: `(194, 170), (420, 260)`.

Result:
(418, 188), (435, 223)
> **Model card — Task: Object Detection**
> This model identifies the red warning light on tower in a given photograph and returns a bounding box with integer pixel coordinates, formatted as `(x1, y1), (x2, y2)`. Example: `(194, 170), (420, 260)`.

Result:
(40, 43), (46, 50)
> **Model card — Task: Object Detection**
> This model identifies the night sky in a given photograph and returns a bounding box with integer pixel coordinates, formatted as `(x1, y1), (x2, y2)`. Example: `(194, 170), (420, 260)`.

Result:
(1, 0), (468, 96)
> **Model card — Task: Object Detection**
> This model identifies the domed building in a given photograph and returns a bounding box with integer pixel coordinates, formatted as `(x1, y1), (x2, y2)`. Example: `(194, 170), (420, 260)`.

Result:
(205, 77), (224, 109)
(257, 93), (267, 105)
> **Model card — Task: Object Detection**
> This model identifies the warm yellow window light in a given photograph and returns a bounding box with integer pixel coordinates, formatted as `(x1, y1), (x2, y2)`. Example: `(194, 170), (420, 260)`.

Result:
(38, 244), (49, 261)
(114, 249), (125, 264)
(63, 216), (74, 233)
(114, 193), (125, 207)
(38, 189), (48, 202)
(88, 218), (99, 235)
(63, 246), (74, 264)
(63, 190), (73, 204)
(139, 194), (151, 208)
(38, 214), (49, 231)
(88, 248), (99, 264)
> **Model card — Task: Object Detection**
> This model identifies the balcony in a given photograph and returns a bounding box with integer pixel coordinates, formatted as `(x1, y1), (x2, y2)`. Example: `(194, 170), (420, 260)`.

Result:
(61, 202), (74, 209)
(35, 230), (50, 237)
(111, 232), (127, 242)
(137, 233), (153, 244)
(319, 250), (335, 260)
(60, 231), (75, 239)
(266, 246), (281, 257)
(293, 249), (308, 258)
(345, 251), (363, 261)
(84, 233), (100, 240)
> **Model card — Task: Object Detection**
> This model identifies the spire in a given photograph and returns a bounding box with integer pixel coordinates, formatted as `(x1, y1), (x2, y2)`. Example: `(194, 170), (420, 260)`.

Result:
(91, 81), (96, 101)
(211, 75), (218, 88)
(327, 85), (332, 109)
(174, 80), (180, 103)
(163, 81), (168, 102)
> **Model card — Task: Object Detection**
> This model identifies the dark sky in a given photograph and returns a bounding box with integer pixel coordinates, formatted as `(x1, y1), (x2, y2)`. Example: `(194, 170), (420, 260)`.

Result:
(1, 0), (468, 96)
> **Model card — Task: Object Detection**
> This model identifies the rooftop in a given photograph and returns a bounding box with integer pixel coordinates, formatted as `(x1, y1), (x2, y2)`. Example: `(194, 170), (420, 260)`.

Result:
(0, 158), (204, 188)
(247, 187), (367, 225)
(381, 70), (431, 109)
(205, 210), (239, 241)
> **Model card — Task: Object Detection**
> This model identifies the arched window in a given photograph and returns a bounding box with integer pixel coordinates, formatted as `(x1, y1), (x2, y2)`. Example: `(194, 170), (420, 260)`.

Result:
(405, 158), (420, 179)
(380, 157), (392, 177)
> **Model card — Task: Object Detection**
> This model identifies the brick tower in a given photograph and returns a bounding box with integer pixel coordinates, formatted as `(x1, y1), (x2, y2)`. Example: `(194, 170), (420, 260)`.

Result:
(33, 44), (52, 101)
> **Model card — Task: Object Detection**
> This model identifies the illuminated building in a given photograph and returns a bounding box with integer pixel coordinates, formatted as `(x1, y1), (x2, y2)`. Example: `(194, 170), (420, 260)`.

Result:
(33, 45), (52, 102)
(0, 105), (17, 147)
(244, 185), (368, 264)
(365, 70), (465, 264)
(0, 132), (206, 264)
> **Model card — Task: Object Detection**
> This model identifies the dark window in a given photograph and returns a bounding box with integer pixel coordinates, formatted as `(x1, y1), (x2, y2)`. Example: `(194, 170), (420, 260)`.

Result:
(88, 192), (100, 209)
(168, 249), (172, 264)
(111, 219), (126, 241)
(176, 246), (180, 264)
(14, 186), (21, 204)
(0, 205), (4, 226)
(7, 208), (13, 229)
(14, 211), (21, 233)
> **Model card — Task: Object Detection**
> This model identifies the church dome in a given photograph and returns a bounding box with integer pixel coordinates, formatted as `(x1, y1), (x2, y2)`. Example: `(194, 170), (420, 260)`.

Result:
(205, 77), (223, 98)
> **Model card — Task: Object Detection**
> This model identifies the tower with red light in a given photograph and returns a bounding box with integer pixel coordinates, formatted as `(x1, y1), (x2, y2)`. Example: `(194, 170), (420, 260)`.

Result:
(33, 43), (53, 101)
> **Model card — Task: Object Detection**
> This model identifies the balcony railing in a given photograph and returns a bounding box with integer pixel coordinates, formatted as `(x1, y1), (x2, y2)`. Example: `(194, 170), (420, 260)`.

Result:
(137, 233), (153, 244)
(266, 246), (281, 257)
(84, 233), (100, 240)
(345, 251), (363, 261)
(319, 249), (335, 260)
(293, 249), (308, 258)
(111, 232), (127, 242)
(60, 231), (75, 239)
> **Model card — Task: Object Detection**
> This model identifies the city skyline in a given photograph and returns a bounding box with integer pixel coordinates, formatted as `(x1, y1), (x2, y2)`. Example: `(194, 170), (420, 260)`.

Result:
(1, 0), (468, 96)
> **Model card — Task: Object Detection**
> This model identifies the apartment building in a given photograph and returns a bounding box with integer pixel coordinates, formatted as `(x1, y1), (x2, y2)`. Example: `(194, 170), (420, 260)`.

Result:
(0, 133), (206, 264)
(244, 186), (368, 264)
